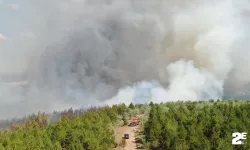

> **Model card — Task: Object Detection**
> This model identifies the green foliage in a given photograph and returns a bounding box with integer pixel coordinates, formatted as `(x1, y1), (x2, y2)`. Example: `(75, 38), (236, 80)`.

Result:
(122, 114), (128, 126)
(0, 143), (4, 150)
(0, 105), (129, 150)
(128, 108), (140, 118)
(129, 102), (135, 109)
(3, 100), (249, 150)
(119, 138), (127, 149)
(144, 101), (250, 150)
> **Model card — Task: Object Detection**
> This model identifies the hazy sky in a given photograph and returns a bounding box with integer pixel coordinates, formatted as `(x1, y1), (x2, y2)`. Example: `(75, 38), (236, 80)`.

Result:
(0, 0), (36, 75)
(0, 0), (250, 119)
(0, 0), (35, 36)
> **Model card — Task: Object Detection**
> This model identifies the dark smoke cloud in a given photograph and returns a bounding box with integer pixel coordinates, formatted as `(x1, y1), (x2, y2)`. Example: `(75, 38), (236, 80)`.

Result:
(28, 0), (176, 100)
(0, 0), (250, 118)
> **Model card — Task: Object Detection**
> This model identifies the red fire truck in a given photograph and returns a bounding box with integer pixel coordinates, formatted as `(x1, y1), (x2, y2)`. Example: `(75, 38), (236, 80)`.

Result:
(129, 117), (140, 126)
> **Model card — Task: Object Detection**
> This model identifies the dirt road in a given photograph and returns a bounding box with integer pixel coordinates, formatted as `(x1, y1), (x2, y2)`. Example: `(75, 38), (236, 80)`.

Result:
(114, 125), (139, 150)
(124, 126), (137, 150)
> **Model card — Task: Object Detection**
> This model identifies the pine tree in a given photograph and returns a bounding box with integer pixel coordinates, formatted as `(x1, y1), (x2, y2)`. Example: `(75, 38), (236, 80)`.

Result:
(122, 114), (128, 126)
(129, 103), (135, 109)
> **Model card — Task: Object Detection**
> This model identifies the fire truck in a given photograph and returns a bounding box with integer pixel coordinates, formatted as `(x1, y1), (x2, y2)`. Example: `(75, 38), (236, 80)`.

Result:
(129, 117), (140, 126)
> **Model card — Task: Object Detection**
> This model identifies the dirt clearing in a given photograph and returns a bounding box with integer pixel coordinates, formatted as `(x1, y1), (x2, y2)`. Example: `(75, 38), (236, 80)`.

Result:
(114, 125), (139, 150)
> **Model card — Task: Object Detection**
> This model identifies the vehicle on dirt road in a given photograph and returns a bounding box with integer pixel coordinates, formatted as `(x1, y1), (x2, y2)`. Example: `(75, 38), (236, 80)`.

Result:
(124, 133), (129, 139)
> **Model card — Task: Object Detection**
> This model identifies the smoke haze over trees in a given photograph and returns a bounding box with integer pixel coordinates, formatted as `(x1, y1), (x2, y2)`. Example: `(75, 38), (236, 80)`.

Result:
(1, 0), (250, 118)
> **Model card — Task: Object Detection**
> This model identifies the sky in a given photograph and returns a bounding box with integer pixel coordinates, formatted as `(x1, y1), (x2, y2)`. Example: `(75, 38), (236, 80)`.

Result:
(0, 0), (32, 37)
(0, 0), (37, 75)
(0, 0), (158, 117)
(0, 0), (250, 118)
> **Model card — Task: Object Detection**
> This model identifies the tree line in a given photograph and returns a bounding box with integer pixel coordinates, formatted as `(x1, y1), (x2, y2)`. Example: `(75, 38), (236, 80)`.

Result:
(0, 104), (129, 150)
(144, 100), (250, 150)
(0, 102), (151, 150)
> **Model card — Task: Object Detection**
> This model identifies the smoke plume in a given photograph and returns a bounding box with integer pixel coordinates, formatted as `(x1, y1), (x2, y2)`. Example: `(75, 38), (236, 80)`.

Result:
(0, 0), (250, 118)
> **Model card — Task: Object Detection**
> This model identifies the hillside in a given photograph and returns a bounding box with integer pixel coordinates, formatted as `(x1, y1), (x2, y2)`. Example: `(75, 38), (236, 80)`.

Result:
(0, 100), (250, 149)
(143, 100), (250, 150)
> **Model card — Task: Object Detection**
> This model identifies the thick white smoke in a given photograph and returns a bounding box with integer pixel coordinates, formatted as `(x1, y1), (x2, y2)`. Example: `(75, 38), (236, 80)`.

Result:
(151, 60), (224, 102)
(0, 0), (250, 118)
